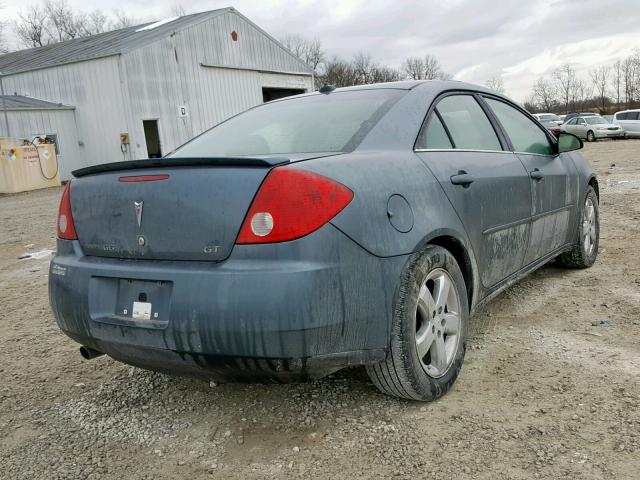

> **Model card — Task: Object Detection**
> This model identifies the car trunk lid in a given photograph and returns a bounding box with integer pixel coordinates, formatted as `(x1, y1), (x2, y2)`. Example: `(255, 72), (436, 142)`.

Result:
(70, 158), (287, 262)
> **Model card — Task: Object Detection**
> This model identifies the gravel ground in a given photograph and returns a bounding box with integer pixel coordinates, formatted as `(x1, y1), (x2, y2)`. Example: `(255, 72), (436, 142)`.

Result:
(1, 140), (639, 479)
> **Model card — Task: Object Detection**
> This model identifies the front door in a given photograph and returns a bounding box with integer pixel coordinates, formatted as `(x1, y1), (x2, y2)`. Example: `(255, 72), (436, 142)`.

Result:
(415, 94), (532, 288)
(482, 97), (577, 264)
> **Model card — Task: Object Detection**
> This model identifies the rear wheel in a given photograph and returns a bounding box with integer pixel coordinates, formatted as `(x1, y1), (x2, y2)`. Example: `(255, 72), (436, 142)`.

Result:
(366, 246), (468, 401)
(587, 130), (596, 142)
(557, 186), (599, 268)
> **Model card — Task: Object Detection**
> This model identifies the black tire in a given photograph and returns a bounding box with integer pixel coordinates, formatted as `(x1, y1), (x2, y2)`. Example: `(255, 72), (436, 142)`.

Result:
(366, 245), (469, 401)
(556, 186), (599, 268)
(587, 130), (596, 142)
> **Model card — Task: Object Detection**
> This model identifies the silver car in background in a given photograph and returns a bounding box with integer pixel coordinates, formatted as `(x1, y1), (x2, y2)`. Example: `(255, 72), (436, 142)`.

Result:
(533, 113), (563, 125)
(561, 115), (626, 142)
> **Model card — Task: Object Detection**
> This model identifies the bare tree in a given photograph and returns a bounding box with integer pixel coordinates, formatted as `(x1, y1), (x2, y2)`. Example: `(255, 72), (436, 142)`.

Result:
(352, 51), (375, 84)
(16, 0), (136, 48)
(370, 65), (401, 83)
(110, 9), (136, 29)
(44, 0), (83, 42)
(281, 34), (325, 74)
(485, 76), (505, 94)
(423, 54), (448, 80)
(570, 78), (591, 111)
(553, 63), (576, 112)
(621, 50), (640, 107)
(613, 59), (623, 106)
(403, 56), (425, 80)
(16, 5), (48, 47)
(532, 77), (557, 112)
(589, 65), (609, 111)
(170, 3), (188, 17)
(402, 54), (449, 80)
(317, 57), (358, 88)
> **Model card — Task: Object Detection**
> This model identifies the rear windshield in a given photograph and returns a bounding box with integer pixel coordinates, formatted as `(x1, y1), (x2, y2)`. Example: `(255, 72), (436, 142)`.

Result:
(170, 89), (404, 158)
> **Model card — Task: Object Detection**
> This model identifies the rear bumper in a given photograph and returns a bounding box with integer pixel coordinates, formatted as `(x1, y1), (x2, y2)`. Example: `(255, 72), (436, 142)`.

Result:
(49, 224), (406, 380)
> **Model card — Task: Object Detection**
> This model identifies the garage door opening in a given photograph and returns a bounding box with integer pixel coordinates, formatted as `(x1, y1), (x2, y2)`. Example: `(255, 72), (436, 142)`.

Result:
(262, 87), (307, 103)
(143, 120), (162, 158)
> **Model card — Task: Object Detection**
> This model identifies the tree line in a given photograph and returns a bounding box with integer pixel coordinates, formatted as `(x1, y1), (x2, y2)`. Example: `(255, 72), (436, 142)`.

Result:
(10, 1), (191, 49)
(525, 51), (640, 114)
(280, 34), (454, 89)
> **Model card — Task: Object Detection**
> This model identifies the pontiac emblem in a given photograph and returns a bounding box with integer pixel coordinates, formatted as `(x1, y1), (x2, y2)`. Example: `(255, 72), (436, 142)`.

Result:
(134, 201), (143, 228)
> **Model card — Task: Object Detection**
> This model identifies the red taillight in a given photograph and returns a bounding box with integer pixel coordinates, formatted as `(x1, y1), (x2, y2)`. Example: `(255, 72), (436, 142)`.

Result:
(57, 182), (78, 240)
(236, 168), (353, 244)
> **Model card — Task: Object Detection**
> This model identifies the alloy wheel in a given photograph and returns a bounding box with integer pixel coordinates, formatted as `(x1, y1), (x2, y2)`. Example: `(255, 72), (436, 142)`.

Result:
(583, 197), (597, 256)
(415, 268), (462, 378)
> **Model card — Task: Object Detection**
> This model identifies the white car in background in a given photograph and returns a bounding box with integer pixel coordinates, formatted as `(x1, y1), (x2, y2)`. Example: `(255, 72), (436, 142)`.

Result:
(533, 113), (563, 125)
(613, 110), (640, 138)
(561, 115), (626, 142)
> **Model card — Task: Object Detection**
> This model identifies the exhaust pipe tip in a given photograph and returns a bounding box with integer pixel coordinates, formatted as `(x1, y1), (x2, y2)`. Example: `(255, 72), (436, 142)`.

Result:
(79, 346), (105, 360)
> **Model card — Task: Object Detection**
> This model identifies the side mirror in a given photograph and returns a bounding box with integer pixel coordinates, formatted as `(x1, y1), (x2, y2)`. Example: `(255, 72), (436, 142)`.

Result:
(558, 132), (583, 153)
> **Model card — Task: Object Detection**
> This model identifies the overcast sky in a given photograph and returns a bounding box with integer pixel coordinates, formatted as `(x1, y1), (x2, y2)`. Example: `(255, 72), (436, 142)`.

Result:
(1, 0), (639, 101)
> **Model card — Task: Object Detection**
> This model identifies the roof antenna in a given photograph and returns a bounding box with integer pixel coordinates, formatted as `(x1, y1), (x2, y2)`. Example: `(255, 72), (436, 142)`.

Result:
(319, 84), (336, 94)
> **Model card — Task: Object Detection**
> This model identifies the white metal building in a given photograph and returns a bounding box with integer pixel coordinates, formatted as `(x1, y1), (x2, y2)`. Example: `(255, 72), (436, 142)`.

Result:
(0, 8), (314, 179)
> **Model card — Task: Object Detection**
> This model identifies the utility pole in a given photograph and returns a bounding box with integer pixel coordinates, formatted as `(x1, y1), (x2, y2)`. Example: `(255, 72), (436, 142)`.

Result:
(0, 72), (10, 138)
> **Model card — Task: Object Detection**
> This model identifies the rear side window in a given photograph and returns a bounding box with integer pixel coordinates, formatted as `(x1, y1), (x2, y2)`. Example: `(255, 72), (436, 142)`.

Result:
(485, 98), (553, 155)
(416, 114), (453, 149)
(428, 95), (502, 150)
(629, 112), (640, 120)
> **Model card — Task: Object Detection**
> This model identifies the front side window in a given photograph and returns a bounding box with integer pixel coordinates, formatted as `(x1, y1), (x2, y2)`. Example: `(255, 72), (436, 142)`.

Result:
(485, 98), (554, 155)
(427, 95), (502, 150)
(617, 112), (629, 120)
(170, 89), (404, 158)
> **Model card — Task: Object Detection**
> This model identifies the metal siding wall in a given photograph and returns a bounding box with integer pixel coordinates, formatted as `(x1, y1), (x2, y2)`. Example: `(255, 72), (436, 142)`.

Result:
(0, 57), (130, 169)
(121, 10), (313, 157)
(0, 109), (81, 180)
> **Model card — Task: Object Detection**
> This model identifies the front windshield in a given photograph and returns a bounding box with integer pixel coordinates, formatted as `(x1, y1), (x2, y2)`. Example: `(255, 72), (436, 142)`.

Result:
(170, 89), (404, 158)
(540, 114), (560, 121)
(585, 116), (606, 125)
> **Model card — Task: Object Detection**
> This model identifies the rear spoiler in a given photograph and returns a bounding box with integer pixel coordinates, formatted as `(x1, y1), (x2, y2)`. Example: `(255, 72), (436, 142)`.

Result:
(72, 157), (290, 178)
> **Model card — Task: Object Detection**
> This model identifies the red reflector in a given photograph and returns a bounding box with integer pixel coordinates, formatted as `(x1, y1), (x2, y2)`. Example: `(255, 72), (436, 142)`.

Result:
(236, 167), (353, 244)
(57, 182), (78, 240)
(118, 175), (170, 182)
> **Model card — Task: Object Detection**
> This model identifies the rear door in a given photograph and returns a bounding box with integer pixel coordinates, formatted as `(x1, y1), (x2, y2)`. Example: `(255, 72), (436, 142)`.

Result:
(624, 111), (640, 134)
(414, 93), (531, 288)
(483, 97), (578, 264)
